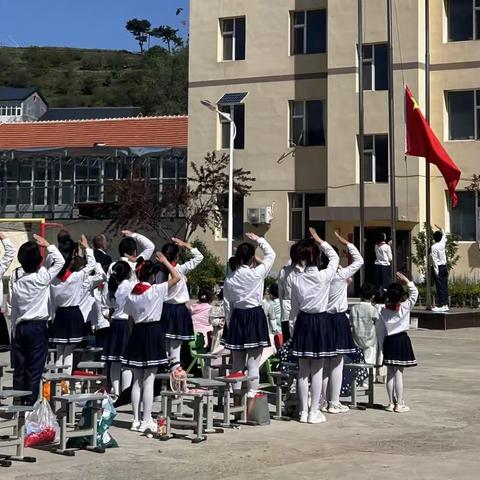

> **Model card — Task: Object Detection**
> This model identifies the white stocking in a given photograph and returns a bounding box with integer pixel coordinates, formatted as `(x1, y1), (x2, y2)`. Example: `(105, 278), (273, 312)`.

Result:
(110, 362), (121, 396)
(310, 358), (325, 412)
(297, 358), (310, 413)
(56, 344), (75, 375)
(329, 355), (344, 405)
(165, 339), (183, 369)
(121, 368), (133, 391)
(386, 366), (395, 404)
(394, 367), (405, 404)
(141, 368), (157, 422)
(232, 350), (247, 393)
(131, 369), (143, 422)
(245, 348), (262, 396)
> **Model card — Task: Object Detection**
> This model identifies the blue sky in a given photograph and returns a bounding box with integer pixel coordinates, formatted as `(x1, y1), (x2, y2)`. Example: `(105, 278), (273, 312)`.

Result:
(0, 0), (189, 50)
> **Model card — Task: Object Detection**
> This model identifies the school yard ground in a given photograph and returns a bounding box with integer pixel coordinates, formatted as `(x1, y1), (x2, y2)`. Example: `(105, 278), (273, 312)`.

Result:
(1, 327), (480, 480)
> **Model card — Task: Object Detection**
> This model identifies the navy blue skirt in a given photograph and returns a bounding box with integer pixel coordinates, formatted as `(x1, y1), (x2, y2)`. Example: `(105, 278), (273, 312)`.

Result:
(291, 311), (336, 358)
(50, 306), (84, 344)
(122, 321), (168, 368)
(101, 319), (130, 362)
(160, 303), (194, 341)
(331, 312), (356, 355)
(0, 311), (10, 352)
(383, 331), (417, 367)
(222, 306), (271, 350)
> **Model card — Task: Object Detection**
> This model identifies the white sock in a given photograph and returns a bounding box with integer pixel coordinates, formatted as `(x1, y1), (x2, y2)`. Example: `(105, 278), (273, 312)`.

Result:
(142, 368), (157, 422)
(329, 355), (344, 405)
(386, 366), (395, 404)
(131, 370), (143, 422)
(232, 350), (247, 392)
(310, 358), (325, 412)
(246, 348), (262, 395)
(298, 358), (310, 413)
(321, 357), (331, 403)
(121, 368), (133, 391)
(110, 362), (122, 396)
(394, 367), (404, 404)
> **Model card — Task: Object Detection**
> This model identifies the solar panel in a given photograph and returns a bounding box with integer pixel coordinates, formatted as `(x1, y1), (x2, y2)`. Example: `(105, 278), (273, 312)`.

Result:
(217, 92), (248, 104)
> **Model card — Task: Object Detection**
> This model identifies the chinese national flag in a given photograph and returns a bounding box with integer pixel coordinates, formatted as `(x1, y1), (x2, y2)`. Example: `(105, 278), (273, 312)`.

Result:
(405, 85), (461, 207)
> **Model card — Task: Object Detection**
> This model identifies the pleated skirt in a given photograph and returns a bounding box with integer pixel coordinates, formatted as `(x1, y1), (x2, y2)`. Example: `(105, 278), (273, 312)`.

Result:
(101, 319), (129, 362)
(383, 331), (417, 367)
(49, 306), (84, 344)
(160, 303), (195, 341)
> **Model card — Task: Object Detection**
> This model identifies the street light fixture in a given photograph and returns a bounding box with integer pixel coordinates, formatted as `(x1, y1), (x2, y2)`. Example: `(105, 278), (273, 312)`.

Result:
(201, 99), (237, 260)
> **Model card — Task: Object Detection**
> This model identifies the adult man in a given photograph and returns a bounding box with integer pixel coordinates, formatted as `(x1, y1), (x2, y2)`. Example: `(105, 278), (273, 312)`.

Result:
(93, 234), (112, 273)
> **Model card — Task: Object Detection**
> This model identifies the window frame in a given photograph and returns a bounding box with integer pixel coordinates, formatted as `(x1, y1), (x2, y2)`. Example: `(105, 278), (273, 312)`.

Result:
(289, 100), (326, 147)
(447, 89), (479, 140)
(447, 0), (480, 42)
(217, 193), (244, 241)
(220, 16), (246, 61)
(362, 134), (389, 184)
(361, 43), (388, 91)
(288, 192), (325, 241)
(449, 190), (480, 242)
(217, 99), (246, 150)
(290, 9), (327, 55)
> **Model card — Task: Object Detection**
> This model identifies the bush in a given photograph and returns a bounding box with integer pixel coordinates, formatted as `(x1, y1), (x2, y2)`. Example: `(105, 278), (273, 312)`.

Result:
(416, 276), (480, 308)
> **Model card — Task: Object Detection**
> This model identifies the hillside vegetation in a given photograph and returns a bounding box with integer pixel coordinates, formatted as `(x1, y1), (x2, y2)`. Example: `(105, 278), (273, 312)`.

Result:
(0, 45), (188, 115)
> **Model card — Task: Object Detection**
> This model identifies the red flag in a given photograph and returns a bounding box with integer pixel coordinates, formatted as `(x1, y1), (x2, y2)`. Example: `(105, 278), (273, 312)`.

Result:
(405, 85), (461, 207)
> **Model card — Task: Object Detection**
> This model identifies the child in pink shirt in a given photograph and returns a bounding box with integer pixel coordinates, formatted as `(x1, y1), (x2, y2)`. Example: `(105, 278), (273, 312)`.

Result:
(190, 287), (213, 347)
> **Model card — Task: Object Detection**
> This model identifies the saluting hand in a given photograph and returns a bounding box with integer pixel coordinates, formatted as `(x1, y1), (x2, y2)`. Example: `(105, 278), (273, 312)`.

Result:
(309, 227), (322, 244)
(33, 234), (50, 248)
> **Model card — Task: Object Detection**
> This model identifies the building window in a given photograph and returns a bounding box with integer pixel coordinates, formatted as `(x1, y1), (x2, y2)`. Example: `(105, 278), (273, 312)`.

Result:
(447, 90), (480, 140)
(362, 134), (389, 183)
(289, 192), (325, 241)
(217, 92), (246, 150)
(220, 17), (246, 61)
(450, 191), (478, 241)
(219, 194), (244, 239)
(447, 0), (480, 42)
(291, 10), (326, 55)
(290, 100), (325, 147)
(362, 43), (388, 91)
(0, 103), (22, 117)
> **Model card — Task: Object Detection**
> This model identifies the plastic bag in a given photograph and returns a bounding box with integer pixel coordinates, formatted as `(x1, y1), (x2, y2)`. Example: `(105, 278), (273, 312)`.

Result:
(24, 398), (60, 447)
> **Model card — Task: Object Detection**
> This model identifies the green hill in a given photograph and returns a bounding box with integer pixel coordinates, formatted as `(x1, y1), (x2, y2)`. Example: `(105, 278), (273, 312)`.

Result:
(0, 45), (187, 115)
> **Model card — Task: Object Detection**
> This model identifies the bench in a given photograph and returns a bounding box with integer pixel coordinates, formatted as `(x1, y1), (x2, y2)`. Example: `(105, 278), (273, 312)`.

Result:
(0, 404), (36, 468)
(345, 363), (382, 408)
(52, 393), (107, 456)
(270, 369), (298, 421)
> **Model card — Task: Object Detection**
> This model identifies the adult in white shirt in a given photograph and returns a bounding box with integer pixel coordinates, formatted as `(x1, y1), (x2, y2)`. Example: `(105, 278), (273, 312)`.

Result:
(222, 233), (276, 417)
(157, 237), (204, 371)
(379, 272), (418, 413)
(289, 228), (339, 424)
(123, 254), (180, 433)
(0, 233), (15, 352)
(10, 234), (65, 405)
(50, 235), (95, 374)
(374, 232), (392, 291)
(323, 231), (364, 414)
(431, 226), (449, 312)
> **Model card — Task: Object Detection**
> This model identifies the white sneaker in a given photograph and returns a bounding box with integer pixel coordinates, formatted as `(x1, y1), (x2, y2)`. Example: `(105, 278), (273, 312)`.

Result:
(431, 306), (443, 312)
(443, 305), (450, 312)
(385, 403), (395, 412)
(308, 410), (326, 424)
(327, 402), (349, 414)
(138, 419), (157, 433)
(395, 403), (410, 413)
(130, 420), (141, 431)
(319, 400), (328, 413)
(299, 411), (309, 423)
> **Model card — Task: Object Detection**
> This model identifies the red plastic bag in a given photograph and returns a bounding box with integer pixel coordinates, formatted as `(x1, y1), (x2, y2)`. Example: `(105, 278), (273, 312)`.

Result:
(24, 398), (60, 447)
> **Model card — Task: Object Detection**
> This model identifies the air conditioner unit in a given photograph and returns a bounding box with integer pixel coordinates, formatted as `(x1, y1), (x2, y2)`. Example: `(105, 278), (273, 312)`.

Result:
(247, 206), (274, 225)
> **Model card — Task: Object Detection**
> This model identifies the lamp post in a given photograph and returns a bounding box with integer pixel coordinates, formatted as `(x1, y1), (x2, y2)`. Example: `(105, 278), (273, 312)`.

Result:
(201, 99), (237, 260)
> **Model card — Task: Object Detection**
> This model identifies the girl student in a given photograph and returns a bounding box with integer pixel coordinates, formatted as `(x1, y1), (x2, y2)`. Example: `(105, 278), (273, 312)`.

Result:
(289, 227), (339, 424)
(101, 261), (135, 396)
(157, 237), (204, 373)
(122, 253), (181, 433)
(380, 272), (418, 413)
(323, 230), (364, 414)
(0, 232), (16, 352)
(222, 233), (276, 418)
(49, 235), (95, 374)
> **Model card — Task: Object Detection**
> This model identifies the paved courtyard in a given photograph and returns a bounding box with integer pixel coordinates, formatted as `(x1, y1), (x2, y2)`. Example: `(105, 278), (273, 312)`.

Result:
(1, 327), (480, 480)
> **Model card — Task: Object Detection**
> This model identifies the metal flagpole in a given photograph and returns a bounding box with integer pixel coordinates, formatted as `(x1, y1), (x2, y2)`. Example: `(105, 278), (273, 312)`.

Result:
(425, 0), (432, 309)
(358, 0), (366, 284)
(387, 0), (397, 277)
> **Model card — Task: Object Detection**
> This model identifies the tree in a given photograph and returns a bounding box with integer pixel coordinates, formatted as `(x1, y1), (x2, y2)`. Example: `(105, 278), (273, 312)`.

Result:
(149, 25), (183, 53)
(105, 152), (255, 242)
(126, 18), (151, 53)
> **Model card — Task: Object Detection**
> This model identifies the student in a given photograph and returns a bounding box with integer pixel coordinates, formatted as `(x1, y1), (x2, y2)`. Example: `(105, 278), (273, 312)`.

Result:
(93, 234), (112, 274)
(190, 287), (213, 347)
(101, 261), (135, 396)
(222, 233), (276, 417)
(380, 272), (418, 413)
(9, 235), (65, 405)
(158, 238), (204, 372)
(374, 232), (392, 291)
(123, 254), (180, 433)
(324, 231), (364, 414)
(277, 243), (299, 342)
(349, 283), (379, 366)
(50, 235), (96, 374)
(0, 233), (15, 352)
(289, 227), (339, 424)
(265, 283), (281, 335)
(431, 225), (449, 312)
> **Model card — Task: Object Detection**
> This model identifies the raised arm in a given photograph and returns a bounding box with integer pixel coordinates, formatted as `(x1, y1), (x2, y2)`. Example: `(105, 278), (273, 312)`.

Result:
(246, 233), (276, 277)
(309, 227), (339, 282)
(78, 235), (97, 279)
(155, 252), (181, 289)
(34, 235), (65, 282)
(397, 272), (418, 311)
(0, 233), (15, 277)
(171, 238), (204, 275)
(122, 230), (155, 261)
(334, 231), (364, 279)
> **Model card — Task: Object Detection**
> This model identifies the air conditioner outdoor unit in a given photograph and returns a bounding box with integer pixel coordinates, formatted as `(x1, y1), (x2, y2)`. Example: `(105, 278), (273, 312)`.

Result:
(247, 206), (274, 225)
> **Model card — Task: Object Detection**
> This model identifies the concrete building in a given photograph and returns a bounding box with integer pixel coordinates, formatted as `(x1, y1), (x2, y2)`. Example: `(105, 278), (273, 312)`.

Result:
(188, 0), (480, 281)
(0, 87), (48, 122)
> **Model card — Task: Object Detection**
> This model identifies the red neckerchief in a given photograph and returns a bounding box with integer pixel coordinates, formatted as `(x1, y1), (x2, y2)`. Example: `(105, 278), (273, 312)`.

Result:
(376, 241), (386, 247)
(97, 282), (105, 290)
(58, 270), (72, 282)
(132, 283), (151, 295)
(171, 261), (177, 267)
(386, 304), (400, 312)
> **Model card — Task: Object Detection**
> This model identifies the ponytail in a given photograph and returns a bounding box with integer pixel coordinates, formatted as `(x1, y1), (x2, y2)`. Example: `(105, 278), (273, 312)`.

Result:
(229, 242), (255, 271)
(136, 259), (161, 283)
(108, 261), (132, 299)
(161, 243), (179, 263)
(57, 238), (76, 278)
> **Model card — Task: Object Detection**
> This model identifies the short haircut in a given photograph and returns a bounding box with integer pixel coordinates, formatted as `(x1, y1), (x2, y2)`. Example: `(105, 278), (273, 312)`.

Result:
(433, 230), (443, 243)
(359, 283), (376, 301)
(161, 243), (180, 263)
(57, 229), (71, 243)
(386, 282), (404, 305)
(93, 234), (105, 250)
(18, 241), (43, 273)
(269, 283), (279, 299)
(119, 237), (137, 257)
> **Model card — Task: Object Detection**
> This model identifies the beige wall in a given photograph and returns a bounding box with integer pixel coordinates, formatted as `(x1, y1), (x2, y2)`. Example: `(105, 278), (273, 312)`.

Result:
(189, 0), (480, 276)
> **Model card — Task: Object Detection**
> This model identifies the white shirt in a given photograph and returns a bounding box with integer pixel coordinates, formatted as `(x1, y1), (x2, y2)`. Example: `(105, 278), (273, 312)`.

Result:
(156, 248), (204, 304)
(278, 263), (295, 323)
(374, 242), (392, 266)
(89, 284), (110, 330)
(78, 262), (106, 322)
(289, 242), (339, 325)
(327, 243), (364, 313)
(50, 248), (96, 309)
(0, 239), (16, 310)
(380, 282), (418, 336)
(124, 282), (169, 324)
(103, 278), (136, 320)
(223, 238), (276, 323)
(9, 245), (65, 326)
(431, 229), (447, 272)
